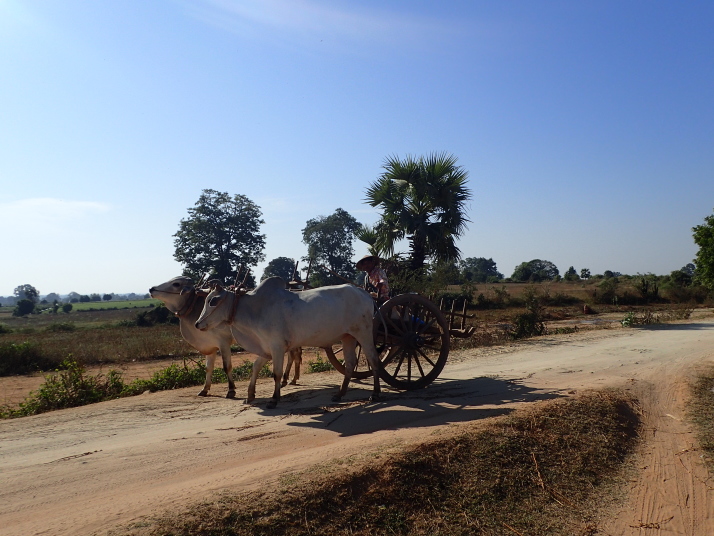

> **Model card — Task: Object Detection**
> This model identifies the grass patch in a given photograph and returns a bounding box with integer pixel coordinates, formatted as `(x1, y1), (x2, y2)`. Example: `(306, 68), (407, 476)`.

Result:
(69, 299), (160, 311)
(307, 355), (335, 373)
(133, 390), (641, 536)
(0, 357), (273, 418)
(688, 368), (714, 472)
(0, 341), (57, 375)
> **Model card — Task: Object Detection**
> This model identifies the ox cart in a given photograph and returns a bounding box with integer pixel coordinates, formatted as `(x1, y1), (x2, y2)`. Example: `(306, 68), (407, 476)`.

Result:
(288, 263), (474, 392)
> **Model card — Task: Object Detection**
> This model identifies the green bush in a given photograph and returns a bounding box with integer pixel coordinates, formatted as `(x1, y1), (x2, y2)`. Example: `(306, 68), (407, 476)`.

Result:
(509, 286), (547, 339)
(0, 341), (55, 376)
(0, 323), (12, 334)
(308, 356), (335, 373)
(135, 304), (179, 327)
(1, 359), (124, 417)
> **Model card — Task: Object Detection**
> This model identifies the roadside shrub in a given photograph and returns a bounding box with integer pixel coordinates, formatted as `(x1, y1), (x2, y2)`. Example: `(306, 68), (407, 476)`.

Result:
(122, 361), (206, 395)
(0, 341), (55, 376)
(0, 324), (12, 335)
(1, 358), (125, 417)
(509, 286), (547, 339)
(308, 356), (335, 373)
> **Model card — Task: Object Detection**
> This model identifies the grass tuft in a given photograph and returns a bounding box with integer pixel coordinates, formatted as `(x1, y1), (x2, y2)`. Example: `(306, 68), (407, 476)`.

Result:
(688, 368), (714, 471)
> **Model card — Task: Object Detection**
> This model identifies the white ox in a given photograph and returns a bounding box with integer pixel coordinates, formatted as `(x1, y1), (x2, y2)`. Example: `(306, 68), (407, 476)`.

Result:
(195, 276), (381, 408)
(149, 276), (238, 398)
(149, 276), (303, 398)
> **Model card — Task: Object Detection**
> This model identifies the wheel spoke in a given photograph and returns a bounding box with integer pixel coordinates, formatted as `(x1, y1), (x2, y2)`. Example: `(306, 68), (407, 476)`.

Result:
(392, 349), (407, 376)
(413, 352), (427, 378)
(416, 347), (437, 368)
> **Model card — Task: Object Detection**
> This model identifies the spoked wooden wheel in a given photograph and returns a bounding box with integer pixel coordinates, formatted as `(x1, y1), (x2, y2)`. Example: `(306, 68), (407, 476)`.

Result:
(374, 294), (450, 390)
(324, 344), (375, 380)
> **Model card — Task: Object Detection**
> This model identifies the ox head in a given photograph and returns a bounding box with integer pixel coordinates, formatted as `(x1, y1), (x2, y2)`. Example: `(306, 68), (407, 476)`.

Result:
(148, 276), (195, 312)
(195, 284), (231, 331)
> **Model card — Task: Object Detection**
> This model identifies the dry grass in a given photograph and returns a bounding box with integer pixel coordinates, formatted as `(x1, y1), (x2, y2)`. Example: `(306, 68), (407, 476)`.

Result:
(688, 367), (714, 472)
(124, 390), (641, 536)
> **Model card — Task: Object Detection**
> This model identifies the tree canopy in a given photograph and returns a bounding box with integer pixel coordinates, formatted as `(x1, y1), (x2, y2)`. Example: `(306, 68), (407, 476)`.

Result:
(173, 189), (266, 283)
(511, 259), (560, 282)
(302, 208), (361, 286)
(262, 257), (297, 282)
(459, 257), (503, 283)
(693, 209), (714, 290)
(14, 284), (39, 303)
(364, 152), (472, 271)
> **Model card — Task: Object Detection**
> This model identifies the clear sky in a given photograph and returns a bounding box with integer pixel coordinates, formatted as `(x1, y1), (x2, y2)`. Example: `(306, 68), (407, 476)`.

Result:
(1, 1), (712, 296)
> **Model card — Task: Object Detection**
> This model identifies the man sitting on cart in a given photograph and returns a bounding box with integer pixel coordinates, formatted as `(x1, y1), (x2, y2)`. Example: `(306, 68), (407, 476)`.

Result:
(356, 255), (390, 303)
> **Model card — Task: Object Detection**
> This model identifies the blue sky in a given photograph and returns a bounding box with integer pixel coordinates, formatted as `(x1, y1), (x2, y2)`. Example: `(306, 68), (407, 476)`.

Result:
(1, 1), (712, 296)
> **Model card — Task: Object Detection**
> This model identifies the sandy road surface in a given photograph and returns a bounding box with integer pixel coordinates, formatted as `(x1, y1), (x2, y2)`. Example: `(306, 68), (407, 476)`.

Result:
(2, 320), (714, 536)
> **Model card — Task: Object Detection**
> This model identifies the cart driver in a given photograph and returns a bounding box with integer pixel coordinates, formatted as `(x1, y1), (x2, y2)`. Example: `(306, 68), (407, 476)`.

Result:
(356, 255), (390, 303)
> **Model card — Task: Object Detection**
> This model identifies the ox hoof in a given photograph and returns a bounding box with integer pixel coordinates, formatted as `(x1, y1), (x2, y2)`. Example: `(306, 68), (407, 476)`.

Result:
(331, 394), (342, 403)
(197, 390), (209, 397)
(244, 397), (255, 405)
(290, 380), (298, 385)
(266, 399), (278, 409)
(226, 391), (236, 399)
(280, 381), (288, 388)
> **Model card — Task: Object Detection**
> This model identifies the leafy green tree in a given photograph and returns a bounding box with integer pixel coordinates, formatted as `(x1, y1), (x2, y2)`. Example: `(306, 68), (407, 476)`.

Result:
(103, 294), (113, 301)
(13, 299), (35, 317)
(62, 303), (73, 313)
(668, 269), (692, 287)
(580, 268), (591, 280)
(79, 295), (91, 303)
(14, 284), (39, 303)
(693, 210), (714, 290)
(89, 293), (101, 302)
(459, 257), (503, 283)
(45, 292), (60, 303)
(262, 257), (297, 282)
(563, 266), (580, 281)
(302, 208), (361, 286)
(511, 260), (559, 282)
(174, 189), (266, 283)
(364, 152), (472, 272)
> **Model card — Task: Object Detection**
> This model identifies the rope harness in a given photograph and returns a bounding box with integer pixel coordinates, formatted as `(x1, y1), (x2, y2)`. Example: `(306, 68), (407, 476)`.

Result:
(174, 289), (199, 318)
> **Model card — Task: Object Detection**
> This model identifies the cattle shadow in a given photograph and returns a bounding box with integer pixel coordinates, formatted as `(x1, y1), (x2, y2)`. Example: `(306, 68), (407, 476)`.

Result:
(634, 322), (714, 331)
(261, 375), (563, 437)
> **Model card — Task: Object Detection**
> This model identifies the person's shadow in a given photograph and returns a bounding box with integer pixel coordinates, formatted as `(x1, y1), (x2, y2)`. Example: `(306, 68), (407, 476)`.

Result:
(259, 374), (563, 437)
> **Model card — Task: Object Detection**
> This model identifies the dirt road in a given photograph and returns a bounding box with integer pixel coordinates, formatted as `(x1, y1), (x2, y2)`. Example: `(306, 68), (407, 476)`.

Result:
(2, 319), (714, 535)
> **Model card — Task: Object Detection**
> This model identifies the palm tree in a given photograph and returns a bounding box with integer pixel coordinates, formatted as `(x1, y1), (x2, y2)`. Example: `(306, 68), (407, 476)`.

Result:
(364, 152), (472, 272)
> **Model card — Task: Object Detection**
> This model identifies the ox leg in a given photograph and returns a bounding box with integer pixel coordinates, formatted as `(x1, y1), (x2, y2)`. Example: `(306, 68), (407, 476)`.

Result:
(282, 350), (293, 387)
(290, 348), (302, 385)
(355, 333), (381, 402)
(332, 336), (357, 402)
(198, 351), (218, 396)
(282, 348), (302, 386)
(246, 356), (269, 404)
(220, 343), (236, 399)
(267, 350), (285, 409)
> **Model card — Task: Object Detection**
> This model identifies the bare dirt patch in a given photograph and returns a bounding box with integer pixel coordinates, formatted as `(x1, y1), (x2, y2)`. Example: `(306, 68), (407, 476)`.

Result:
(2, 319), (714, 535)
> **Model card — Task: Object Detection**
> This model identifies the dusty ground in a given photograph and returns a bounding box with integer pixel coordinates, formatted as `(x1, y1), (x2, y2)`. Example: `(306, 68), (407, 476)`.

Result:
(1, 315), (714, 535)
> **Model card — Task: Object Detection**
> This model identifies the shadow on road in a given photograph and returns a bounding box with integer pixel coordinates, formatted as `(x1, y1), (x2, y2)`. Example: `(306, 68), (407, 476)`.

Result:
(635, 322), (714, 331)
(273, 375), (562, 437)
